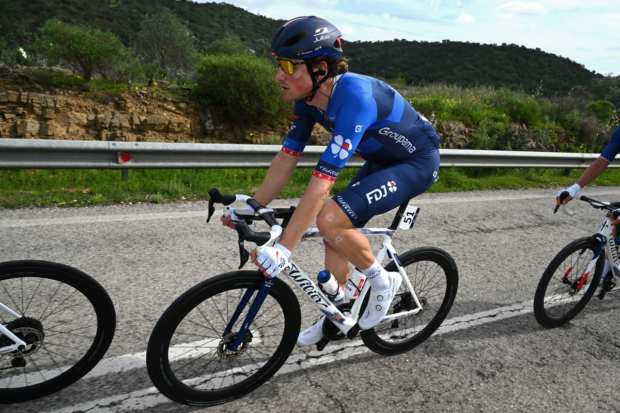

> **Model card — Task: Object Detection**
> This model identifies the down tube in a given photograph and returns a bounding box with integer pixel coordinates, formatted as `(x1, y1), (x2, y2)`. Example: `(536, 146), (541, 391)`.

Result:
(283, 262), (357, 334)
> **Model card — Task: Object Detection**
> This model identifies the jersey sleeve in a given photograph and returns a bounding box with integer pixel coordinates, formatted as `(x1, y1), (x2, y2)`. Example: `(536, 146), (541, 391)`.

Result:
(314, 94), (378, 182)
(600, 125), (620, 163)
(281, 100), (316, 157)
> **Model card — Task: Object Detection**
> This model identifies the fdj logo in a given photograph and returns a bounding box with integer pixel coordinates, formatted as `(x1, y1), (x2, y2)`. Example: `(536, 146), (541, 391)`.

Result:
(355, 125), (363, 133)
(366, 181), (397, 204)
(331, 135), (353, 160)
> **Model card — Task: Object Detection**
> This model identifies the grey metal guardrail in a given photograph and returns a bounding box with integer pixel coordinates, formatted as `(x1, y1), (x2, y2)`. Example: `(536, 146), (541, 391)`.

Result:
(0, 138), (618, 170)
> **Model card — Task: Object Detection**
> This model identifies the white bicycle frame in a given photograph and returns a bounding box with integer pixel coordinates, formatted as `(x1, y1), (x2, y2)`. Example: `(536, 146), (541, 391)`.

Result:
(0, 303), (25, 355)
(560, 202), (620, 290)
(280, 227), (425, 336)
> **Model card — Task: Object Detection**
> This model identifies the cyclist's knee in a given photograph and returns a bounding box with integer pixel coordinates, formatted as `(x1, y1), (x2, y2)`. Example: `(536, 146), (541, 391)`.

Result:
(317, 201), (351, 244)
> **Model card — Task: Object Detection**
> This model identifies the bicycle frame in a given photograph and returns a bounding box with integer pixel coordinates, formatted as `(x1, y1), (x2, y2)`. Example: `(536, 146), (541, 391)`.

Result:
(0, 302), (25, 355)
(229, 226), (424, 351)
(565, 212), (618, 292)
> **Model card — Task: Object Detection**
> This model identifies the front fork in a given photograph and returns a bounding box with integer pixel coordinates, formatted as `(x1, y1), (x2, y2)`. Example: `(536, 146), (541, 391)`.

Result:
(562, 234), (606, 292)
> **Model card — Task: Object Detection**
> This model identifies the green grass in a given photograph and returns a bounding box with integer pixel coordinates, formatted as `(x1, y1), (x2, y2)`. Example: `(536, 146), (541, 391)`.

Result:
(2, 167), (620, 208)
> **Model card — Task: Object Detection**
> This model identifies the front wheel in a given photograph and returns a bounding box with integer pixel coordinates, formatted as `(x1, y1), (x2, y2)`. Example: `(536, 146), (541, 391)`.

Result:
(534, 237), (604, 328)
(0, 260), (116, 404)
(146, 271), (301, 407)
(360, 247), (459, 356)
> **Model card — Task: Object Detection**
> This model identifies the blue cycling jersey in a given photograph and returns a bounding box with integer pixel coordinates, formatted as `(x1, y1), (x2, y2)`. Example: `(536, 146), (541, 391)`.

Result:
(599, 125), (620, 163)
(282, 72), (440, 182)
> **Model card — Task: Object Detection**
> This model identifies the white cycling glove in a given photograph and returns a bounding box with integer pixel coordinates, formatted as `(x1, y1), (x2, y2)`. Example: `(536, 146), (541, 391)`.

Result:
(557, 183), (581, 199)
(256, 243), (291, 278)
(228, 205), (255, 222)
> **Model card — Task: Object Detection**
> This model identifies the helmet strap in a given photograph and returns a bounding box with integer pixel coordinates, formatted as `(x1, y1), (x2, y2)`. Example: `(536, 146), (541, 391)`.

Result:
(305, 62), (329, 102)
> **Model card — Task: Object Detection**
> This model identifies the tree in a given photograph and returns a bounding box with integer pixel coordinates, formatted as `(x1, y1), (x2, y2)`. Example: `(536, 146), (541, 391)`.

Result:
(133, 8), (197, 85)
(39, 19), (130, 81)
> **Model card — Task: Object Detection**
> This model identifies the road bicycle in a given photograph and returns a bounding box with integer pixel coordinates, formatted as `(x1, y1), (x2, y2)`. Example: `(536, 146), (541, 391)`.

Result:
(146, 188), (458, 406)
(534, 194), (620, 328)
(0, 260), (116, 404)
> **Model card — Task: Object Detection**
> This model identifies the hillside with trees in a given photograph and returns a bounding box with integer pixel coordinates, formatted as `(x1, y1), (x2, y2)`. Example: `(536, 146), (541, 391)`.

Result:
(0, 0), (602, 95)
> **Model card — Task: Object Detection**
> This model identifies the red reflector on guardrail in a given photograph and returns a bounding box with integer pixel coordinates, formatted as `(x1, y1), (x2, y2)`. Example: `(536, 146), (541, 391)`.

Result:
(120, 152), (130, 164)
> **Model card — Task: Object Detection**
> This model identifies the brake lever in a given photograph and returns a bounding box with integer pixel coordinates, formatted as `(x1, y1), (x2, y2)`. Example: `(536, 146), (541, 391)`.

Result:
(554, 191), (570, 214)
(235, 224), (250, 269)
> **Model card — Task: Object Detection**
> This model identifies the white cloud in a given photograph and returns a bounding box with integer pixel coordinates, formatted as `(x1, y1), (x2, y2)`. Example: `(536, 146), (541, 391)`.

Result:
(495, 2), (547, 17)
(457, 12), (475, 24)
(339, 25), (355, 35)
(496, 13), (515, 19)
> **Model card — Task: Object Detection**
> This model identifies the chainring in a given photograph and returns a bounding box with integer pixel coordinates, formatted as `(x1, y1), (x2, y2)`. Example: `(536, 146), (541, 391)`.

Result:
(322, 303), (352, 341)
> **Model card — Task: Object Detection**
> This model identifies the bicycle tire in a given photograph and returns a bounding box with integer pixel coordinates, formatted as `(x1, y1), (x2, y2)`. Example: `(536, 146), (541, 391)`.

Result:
(360, 247), (458, 356)
(0, 260), (116, 404)
(146, 271), (301, 407)
(534, 237), (604, 328)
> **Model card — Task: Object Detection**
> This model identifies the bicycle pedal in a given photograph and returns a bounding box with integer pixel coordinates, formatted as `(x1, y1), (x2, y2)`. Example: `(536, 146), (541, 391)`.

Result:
(316, 337), (330, 351)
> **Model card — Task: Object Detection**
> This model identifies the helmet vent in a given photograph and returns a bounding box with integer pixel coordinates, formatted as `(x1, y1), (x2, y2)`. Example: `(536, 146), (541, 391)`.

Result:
(283, 31), (308, 48)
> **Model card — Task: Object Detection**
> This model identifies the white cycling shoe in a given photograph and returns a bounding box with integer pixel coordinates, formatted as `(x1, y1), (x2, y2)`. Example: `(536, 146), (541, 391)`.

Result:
(297, 317), (325, 346)
(359, 272), (402, 330)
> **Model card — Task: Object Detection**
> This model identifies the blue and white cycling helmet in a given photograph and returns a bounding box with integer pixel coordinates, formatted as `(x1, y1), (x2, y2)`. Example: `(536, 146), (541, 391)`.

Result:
(270, 16), (344, 101)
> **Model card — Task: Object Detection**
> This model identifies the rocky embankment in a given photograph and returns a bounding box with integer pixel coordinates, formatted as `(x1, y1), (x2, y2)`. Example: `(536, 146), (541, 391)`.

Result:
(0, 64), (472, 148)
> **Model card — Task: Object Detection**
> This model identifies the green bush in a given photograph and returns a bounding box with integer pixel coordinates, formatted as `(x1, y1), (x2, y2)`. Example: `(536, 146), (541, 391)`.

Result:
(194, 54), (293, 125)
(39, 19), (130, 81)
(493, 90), (543, 125)
(204, 34), (253, 56)
(586, 100), (615, 124)
(495, 126), (529, 151)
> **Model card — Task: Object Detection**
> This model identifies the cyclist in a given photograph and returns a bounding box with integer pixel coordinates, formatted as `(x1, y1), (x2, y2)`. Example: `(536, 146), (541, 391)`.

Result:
(222, 16), (440, 345)
(557, 125), (620, 295)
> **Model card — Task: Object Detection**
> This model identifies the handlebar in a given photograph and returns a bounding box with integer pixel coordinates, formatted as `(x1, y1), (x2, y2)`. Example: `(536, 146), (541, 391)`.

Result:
(207, 188), (295, 269)
(555, 192), (620, 218)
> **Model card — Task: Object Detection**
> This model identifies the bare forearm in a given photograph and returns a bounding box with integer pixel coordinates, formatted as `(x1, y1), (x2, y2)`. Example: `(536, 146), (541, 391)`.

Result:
(254, 151), (299, 206)
(278, 176), (333, 251)
(576, 158), (609, 188)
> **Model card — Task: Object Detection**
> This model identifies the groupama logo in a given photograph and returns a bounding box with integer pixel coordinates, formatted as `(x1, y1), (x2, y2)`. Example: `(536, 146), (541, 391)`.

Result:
(331, 135), (353, 160)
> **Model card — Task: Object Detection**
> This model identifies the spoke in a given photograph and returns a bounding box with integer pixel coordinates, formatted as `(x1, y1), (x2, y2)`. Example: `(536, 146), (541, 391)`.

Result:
(23, 277), (45, 315)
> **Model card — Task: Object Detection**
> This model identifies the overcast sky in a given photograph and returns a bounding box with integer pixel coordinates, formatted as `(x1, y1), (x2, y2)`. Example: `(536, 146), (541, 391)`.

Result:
(197, 0), (619, 75)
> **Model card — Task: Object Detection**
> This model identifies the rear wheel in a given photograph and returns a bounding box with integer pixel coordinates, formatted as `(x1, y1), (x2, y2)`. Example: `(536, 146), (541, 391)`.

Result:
(360, 247), (458, 356)
(146, 271), (301, 406)
(534, 237), (604, 328)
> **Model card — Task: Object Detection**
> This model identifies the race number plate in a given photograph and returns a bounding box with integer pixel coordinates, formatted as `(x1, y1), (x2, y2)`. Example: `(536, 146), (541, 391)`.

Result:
(398, 205), (420, 231)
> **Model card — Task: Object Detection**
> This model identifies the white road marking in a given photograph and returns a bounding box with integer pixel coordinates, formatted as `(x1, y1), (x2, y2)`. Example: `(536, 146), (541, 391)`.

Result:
(0, 335), (261, 389)
(2, 189), (618, 228)
(40, 301), (534, 413)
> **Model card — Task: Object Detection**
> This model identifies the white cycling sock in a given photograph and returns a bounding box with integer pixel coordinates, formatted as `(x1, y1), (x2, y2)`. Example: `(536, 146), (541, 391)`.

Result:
(361, 260), (390, 291)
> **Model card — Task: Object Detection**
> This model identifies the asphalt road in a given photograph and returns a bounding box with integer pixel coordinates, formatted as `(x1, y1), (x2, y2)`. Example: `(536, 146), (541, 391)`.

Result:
(3, 186), (620, 413)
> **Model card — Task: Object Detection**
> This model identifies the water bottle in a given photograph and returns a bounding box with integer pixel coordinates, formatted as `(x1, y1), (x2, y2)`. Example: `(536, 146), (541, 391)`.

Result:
(317, 271), (344, 301)
(345, 268), (367, 299)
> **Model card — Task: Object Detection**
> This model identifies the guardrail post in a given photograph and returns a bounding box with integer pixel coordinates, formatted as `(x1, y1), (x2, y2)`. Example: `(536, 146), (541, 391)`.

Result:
(563, 168), (572, 177)
(122, 169), (128, 181)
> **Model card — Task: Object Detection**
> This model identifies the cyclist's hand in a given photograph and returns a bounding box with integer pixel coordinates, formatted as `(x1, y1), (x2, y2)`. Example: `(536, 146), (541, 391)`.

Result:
(220, 215), (235, 229)
(252, 243), (291, 278)
(556, 184), (581, 205)
(221, 205), (254, 229)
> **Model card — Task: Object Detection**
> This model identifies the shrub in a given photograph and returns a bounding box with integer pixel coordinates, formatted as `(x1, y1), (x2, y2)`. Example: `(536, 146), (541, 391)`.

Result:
(133, 8), (197, 85)
(204, 35), (253, 56)
(495, 126), (529, 151)
(586, 100), (615, 124)
(39, 19), (130, 81)
(194, 54), (293, 125)
(493, 90), (543, 125)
